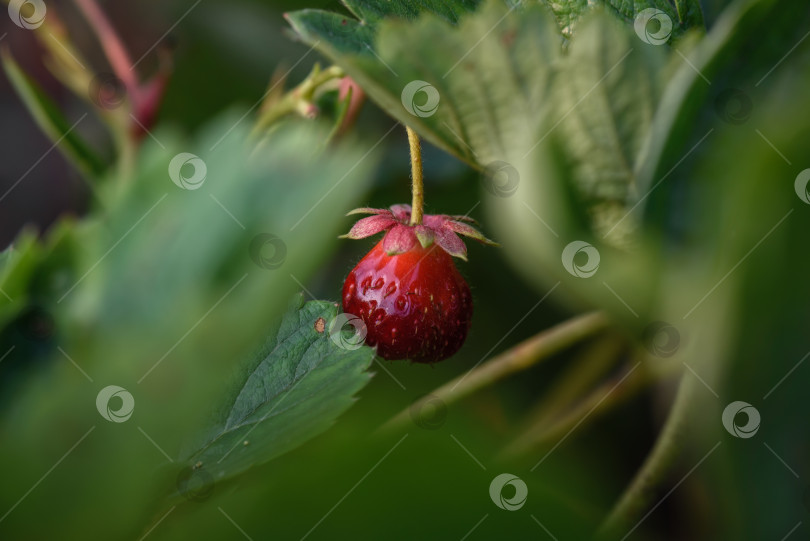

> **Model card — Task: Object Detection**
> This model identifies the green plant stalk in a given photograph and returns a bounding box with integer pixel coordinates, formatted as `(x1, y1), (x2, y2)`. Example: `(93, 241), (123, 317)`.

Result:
(251, 64), (345, 137)
(379, 312), (609, 434)
(527, 334), (626, 424)
(22, 3), (144, 185)
(597, 373), (701, 539)
(498, 334), (628, 458)
(406, 126), (424, 225)
(113, 117), (137, 184)
(501, 360), (682, 461)
(0, 48), (105, 179)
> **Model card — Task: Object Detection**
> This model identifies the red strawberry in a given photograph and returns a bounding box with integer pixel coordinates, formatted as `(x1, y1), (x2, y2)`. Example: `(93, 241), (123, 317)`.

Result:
(341, 204), (496, 363)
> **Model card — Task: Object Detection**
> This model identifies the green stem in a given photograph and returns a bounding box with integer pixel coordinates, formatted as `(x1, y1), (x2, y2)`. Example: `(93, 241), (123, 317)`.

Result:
(527, 334), (626, 422)
(500, 360), (682, 461)
(406, 126), (424, 225)
(498, 335), (628, 458)
(251, 65), (344, 138)
(116, 129), (136, 184)
(597, 373), (701, 539)
(378, 312), (609, 434)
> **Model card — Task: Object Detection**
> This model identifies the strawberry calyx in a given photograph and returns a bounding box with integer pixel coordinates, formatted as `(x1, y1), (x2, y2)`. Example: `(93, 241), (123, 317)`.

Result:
(340, 204), (497, 261)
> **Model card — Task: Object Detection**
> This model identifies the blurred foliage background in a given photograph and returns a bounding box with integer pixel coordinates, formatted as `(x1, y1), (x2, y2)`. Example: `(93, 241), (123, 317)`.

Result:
(1, 0), (810, 540)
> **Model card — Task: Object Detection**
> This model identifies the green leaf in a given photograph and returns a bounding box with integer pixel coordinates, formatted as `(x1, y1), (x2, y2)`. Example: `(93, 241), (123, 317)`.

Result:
(286, 0), (705, 177)
(342, 0), (482, 24)
(551, 10), (667, 242)
(601, 0), (704, 31)
(544, 0), (589, 34)
(0, 222), (80, 331)
(290, 1), (670, 241)
(0, 112), (380, 538)
(0, 49), (106, 178)
(634, 0), (770, 212)
(287, 1), (560, 167)
(178, 294), (374, 489)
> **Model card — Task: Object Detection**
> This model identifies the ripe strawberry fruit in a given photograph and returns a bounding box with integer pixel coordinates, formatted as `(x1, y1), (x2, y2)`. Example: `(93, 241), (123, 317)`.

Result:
(341, 204), (496, 363)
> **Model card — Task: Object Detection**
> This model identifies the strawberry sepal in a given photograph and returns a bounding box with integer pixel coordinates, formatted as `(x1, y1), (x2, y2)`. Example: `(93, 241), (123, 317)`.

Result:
(342, 203), (496, 260)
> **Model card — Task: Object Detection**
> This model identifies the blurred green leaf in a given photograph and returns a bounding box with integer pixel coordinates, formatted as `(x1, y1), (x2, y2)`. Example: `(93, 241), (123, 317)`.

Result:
(0, 111), (380, 538)
(635, 0), (771, 221)
(552, 11), (667, 242)
(635, 3), (810, 533)
(0, 223), (79, 331)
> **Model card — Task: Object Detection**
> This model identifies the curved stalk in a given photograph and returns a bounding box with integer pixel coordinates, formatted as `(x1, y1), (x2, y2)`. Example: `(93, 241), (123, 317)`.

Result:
(597, 373), (702, 539)
(501, 360), (682, 461)
(498, 335), (628, 459)
(379, 312), (609, 434)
